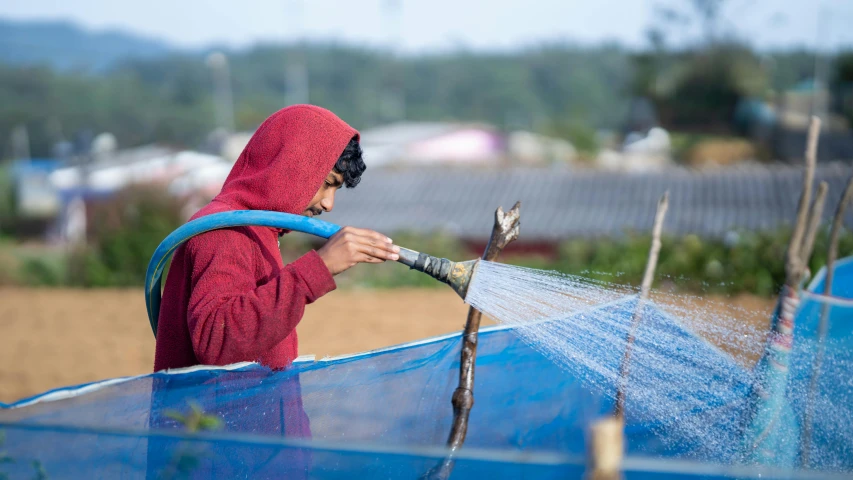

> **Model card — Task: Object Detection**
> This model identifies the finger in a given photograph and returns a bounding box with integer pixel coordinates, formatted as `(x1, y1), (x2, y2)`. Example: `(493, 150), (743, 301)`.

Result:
(366, 236), (400, 253)
(346, 232), (399, 254)
(344, 227), (393, 244)
(358, 253), (385, 263)
(354, 242), (399, 261)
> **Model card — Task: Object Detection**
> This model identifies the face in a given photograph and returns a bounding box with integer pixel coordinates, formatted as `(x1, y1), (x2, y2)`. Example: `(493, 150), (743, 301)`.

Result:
(303, 170), (343, 217)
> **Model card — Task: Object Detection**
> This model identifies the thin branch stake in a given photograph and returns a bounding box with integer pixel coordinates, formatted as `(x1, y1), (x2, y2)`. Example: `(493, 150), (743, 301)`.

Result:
(424, 201), (521, 480)
(801, 175), (853, 467)
(786, 116), (821, 286)
(800, 181), (828, 270)
(741, 116), (822, 462)
(614, 191), (669, 418)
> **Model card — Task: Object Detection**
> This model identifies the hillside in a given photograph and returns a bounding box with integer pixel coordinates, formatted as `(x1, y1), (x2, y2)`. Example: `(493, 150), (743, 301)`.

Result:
(0, 18), (171, 71)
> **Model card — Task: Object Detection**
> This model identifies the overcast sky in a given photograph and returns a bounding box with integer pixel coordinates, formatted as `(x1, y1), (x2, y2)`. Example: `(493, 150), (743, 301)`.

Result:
(2, 0), (853, 52)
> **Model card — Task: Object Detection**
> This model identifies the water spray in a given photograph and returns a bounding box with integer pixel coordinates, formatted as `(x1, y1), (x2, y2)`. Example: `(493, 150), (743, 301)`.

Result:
(144, 210), (479, 336)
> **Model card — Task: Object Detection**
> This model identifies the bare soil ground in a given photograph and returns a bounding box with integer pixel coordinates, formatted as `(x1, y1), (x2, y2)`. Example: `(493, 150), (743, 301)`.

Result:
(0, 287), (774, 403)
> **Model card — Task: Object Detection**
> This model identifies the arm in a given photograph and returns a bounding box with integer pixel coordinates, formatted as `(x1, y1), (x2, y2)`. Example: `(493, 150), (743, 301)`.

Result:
(186, 228), (335, 365)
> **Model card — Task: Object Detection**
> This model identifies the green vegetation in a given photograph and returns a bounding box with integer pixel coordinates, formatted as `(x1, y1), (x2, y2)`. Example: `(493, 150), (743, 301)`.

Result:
(0, 42), (847, 161)
(832, 51), (853, 127)
(1, 191), (849, 297)
(553, 230), (852, 296)
(67, 187), (184, 287)
(0, 166), (14, 236)
(1, 185), (849, 297)
(0, 44), (631, 158)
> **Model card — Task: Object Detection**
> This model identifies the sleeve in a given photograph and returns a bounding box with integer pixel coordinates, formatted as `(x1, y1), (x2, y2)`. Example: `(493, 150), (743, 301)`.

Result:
(185, 228), (336, 365)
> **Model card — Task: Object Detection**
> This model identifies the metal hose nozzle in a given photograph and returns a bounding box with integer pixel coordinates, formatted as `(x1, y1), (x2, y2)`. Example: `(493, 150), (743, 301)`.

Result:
(397, 247), (478, 300)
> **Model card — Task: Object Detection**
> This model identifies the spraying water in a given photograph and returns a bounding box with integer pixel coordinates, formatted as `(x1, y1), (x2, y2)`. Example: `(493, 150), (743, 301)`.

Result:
(464, 260), (853, 468)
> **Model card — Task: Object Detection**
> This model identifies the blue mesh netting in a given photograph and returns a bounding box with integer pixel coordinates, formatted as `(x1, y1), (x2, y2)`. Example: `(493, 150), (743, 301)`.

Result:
(787, 258), (853, 471)
(1, 294), (850, 479)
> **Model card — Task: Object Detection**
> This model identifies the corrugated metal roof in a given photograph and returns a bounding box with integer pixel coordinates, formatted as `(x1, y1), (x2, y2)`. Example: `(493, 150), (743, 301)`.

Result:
(322, 164), (853, 241)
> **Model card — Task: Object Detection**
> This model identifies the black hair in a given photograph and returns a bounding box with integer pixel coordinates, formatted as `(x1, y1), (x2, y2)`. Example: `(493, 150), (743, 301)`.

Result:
(333, 136), (366, 188)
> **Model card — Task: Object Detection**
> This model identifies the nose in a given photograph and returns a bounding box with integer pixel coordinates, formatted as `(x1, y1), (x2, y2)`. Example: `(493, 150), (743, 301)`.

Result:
(320, 191), (335, 212)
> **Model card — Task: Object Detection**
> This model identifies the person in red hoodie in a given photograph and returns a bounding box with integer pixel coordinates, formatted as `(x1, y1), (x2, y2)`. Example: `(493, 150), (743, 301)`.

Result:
(153, 104), (399, 372)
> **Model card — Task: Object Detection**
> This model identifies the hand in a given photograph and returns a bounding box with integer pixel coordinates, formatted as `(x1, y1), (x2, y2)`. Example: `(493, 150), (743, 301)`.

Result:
(317, 226), (400, 276)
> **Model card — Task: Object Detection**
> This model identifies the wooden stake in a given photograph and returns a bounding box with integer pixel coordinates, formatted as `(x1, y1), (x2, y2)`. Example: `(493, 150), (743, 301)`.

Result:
(614, 191), (669, 418)
(786, 116), (821, 287)
(585, 416), (625, 480)
(742, 117), (823, 461)
(424, 202), (521, 480)
(800, 182), (828, 270)
(800, 182), (829, 272)
(801, 175), (853, 466)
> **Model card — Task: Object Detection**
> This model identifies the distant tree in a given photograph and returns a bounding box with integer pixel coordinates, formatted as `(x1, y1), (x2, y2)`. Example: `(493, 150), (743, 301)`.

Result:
(653, 0), (730, 47)
(636, 1), (775, 132)
(660, 44), (767, 131)
(832, 51), (853, 125)
(0, 41), (822, 156)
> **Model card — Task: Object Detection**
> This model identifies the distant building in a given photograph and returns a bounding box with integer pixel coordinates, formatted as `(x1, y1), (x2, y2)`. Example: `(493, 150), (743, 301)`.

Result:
(774, 81), (853, 163)
(596, 127), (674, 172)
(737, 81), (853, 163)
(10, 158), (63, 220)
(506, 131), (577, 166)
(322, 163), (853, 256)
(49, 145), (174, 196)
(359, 122), (505, 168)
(44, 146), (227, 241)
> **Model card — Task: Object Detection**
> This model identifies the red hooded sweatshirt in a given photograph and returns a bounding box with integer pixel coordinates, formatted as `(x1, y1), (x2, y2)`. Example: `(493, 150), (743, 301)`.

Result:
(153, 105), (359, 372)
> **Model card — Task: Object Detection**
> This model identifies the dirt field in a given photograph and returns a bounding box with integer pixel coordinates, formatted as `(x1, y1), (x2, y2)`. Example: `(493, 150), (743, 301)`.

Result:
(0, 287), (774, 403)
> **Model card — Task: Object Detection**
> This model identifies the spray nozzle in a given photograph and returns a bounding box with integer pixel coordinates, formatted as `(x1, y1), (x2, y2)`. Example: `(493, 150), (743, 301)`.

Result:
(397, 247), (478, 300)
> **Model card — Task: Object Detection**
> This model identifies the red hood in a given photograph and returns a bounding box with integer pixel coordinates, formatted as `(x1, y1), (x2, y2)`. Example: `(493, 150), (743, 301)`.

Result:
(211, 104), (359, 215)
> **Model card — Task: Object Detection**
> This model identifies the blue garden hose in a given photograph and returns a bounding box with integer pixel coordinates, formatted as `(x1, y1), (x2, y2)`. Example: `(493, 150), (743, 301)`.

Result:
(144, 210), (473, 337)
(144, 210), (342, 336)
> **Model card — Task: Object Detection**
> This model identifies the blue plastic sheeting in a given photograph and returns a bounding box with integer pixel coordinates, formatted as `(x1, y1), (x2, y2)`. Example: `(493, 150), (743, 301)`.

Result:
(804, 256), (853, 300)
(788, 257), (853, 470)
(0, 296), (849, 479)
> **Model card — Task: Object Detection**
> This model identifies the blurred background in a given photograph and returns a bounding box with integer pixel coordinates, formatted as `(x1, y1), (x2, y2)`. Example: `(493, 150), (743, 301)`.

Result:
(1, 0), (853, 401)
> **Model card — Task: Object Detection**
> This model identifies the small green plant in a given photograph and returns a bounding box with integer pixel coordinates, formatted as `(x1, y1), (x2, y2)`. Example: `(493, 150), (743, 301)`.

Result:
(31, 460), (47, 480)
(0, 430), (49, 480)
(164, 401), (223, 433)
(0, 433), (12, 480)
(158, 401), (223, 480)
(18, 255), (66, 287)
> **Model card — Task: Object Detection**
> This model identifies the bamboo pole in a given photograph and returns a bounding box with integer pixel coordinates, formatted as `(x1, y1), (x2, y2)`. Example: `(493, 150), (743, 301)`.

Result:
(801, 175), (853, 467)
(741, 116), (822, 462)
(424, 202), (521, 480)
(614, 191), (669, 418)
